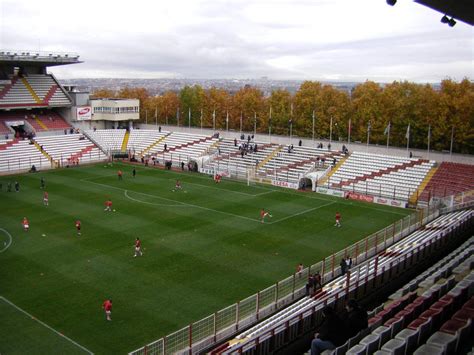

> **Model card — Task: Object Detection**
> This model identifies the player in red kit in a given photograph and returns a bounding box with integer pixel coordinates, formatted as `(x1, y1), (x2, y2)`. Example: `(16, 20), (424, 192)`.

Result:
(102, 299), (112, 321)
(134, 237), (143, 257)
(335, 212), (341, 227)
(43, 191), (49, 206)
(214, 174), (222, 183)
(260, 208), (272, 223)
(75, 220), (81, 236)
(117, 170), (123, 180)
(104, 199), (112, 212)
(22, 217), (29, 231)
(173, 180), (182, 192)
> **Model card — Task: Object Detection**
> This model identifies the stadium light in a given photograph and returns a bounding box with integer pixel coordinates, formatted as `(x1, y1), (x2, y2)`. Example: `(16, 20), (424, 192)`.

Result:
(448, 18), (456, 27)
(386, 0), (397, 6)
(441, 15), (449, 23)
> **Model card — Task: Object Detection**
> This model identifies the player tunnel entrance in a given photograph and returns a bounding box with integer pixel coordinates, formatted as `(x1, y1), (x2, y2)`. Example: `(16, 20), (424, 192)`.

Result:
(298, 177), (312, 190)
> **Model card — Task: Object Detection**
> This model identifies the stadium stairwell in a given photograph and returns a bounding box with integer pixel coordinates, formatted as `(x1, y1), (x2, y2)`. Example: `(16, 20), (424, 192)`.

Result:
(20, 78), (42, 104)
(33, 116), (48, 130)
(409, 165), (438, 206)
(141, 133), (170, 157)
(121, 130), (130, 152)
(33, 141), (53, 165)
(318, 154), (348, 186)
(256, 144), (282, 171)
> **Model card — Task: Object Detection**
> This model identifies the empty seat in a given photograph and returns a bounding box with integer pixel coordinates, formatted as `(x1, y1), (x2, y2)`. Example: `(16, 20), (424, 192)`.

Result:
(360, 333), (381, 354)
(426, 331), (457, 354)
(347, 344), (368, 355)
(381, 338), (406, 355)
(413, 343), (444, 354)
(395, 328), (418, 354)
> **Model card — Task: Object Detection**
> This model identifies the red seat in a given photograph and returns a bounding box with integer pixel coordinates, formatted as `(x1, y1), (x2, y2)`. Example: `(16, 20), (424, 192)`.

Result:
(452, 309), (474, 323)
(440, 319), (468, 335)
(420, 308), (443, 329)
(462, 298), (474, 312)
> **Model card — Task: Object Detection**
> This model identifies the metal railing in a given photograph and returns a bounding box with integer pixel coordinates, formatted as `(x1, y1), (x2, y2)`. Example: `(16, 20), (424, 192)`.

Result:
(129, 204), (447, 355)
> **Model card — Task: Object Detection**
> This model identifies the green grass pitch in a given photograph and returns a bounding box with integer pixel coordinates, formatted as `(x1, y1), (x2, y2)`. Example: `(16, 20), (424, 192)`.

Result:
(0, 162), (411, 354)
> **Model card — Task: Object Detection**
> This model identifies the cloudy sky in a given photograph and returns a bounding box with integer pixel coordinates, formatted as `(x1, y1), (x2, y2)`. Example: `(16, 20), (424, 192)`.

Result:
(0, 0), (472, 82)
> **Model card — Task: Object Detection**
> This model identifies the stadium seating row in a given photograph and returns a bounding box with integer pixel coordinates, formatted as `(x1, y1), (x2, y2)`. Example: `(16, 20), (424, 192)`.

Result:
(341, 236), (473, 355)
(327, 151), (435, 202)
(210, 210), (472, 355)
(0, 74), (71, 107)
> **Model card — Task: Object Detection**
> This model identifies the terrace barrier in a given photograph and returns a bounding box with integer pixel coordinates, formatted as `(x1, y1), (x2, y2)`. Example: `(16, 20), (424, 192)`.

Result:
(128, 197), (462, 355)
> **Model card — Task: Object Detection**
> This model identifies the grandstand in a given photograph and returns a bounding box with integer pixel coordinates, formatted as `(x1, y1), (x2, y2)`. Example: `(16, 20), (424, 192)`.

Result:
(0, 50), (473, 355)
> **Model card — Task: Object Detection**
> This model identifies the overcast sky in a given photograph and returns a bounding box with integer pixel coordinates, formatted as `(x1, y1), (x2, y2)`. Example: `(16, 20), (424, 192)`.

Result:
(0, 0), (472, 82)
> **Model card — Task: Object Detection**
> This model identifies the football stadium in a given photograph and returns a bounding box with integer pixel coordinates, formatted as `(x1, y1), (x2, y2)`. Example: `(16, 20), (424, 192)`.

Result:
(1, 3), (474, 355)
(0, 51), (473, 355)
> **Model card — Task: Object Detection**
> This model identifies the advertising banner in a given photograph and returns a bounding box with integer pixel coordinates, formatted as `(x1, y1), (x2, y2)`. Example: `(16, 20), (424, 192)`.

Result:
(271, 180), (299, 190)
(373, 196), (407, 208)
(76, 106), (92, 120)
(316, 187), (346, 198)
(346, 191), (374, 203)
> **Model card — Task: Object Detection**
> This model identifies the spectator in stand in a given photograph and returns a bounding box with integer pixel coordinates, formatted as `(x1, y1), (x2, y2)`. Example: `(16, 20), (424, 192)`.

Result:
(305, 274), (315, 296)
(296, 263), (304, 277)
(340, 258), (347, 276)
(345, 257), (352, 271)
(342, 299), (368, 338)
(299, 139), (302, 146)
(328, 143), (331, 151)
(311, 306), (347, 355)
(181, 162), (185, 171)
(234, 138), (237, 147)
(158, 126), (161, 132)
(314, 272), (322, 291)
(164, 143), (167, 152)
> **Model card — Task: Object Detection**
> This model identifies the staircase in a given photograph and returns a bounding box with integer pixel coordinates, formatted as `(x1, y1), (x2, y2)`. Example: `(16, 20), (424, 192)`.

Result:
(21, 78), (42, 104)
(121, 130), (130, 152)
(256, 145), (282, 170)
(33, 141), (53, 164)
(166, 136), (213, 153)
(409, 166), (438, 205)
(141, 133), (170, 157)
(318, 154), (349, 185)
(34, 116), (48, 130)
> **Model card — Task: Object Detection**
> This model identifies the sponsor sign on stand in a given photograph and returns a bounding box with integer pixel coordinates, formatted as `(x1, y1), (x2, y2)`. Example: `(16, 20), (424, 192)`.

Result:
(271, 180), (299, 190)
(76, 106), (92, 120)
(316, 187), (346, 197)
(346, 192), (374, 203)
(373, 196), (407, 208)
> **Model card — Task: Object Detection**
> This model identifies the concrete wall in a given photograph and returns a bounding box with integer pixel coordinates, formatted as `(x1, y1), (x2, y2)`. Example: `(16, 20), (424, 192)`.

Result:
(138, 123), (474, 165)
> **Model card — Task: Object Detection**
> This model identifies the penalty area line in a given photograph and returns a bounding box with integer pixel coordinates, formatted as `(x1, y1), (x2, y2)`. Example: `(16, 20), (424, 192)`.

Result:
(0, 228), (12, 253)
(0, 296), (94, 354)
(268, 202), (336, 225)
(83, 179), (262, 224)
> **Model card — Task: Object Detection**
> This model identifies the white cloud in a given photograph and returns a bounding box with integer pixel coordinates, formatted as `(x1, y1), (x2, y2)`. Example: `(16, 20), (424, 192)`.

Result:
(0, 0), (472, 81)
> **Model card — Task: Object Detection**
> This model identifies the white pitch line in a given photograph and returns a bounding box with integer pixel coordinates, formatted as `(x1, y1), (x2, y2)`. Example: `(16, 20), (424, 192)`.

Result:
(0, 228), (12, 253)
(268, 201), (336, 225)
(83, 179), (262, 224)
(0, 296), (94, 354)
(124, 190), (185, 207)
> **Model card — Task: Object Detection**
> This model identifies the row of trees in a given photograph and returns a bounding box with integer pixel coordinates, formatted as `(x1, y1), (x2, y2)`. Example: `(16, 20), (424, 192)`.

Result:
(92, 79), (474, 154)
